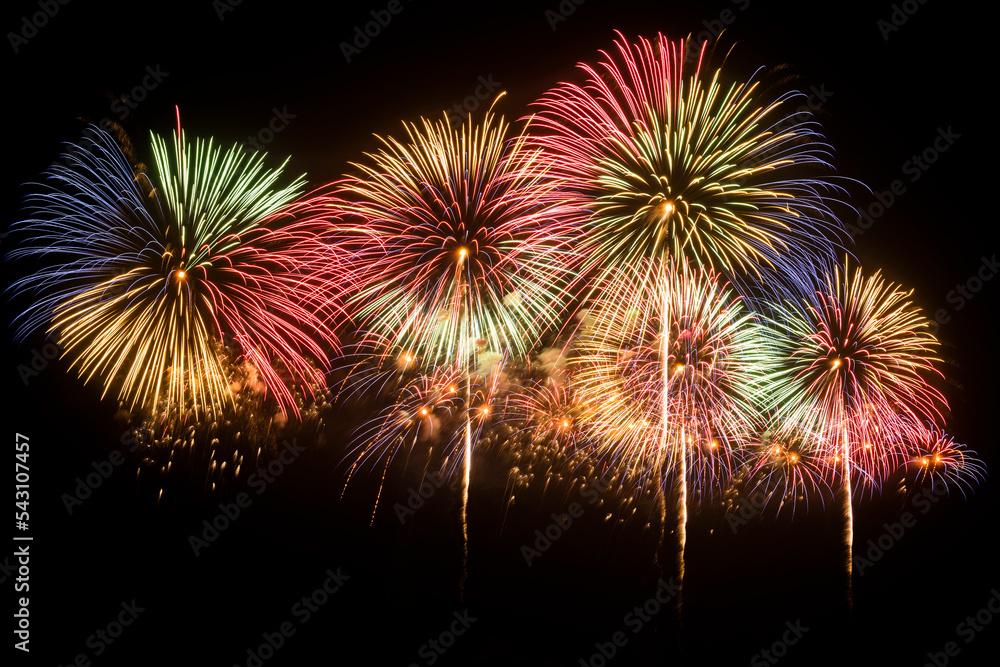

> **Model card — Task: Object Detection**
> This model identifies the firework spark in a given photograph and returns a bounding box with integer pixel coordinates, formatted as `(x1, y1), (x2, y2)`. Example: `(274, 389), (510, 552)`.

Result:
(524, 31), (851, 614)
(123, 339), (331, 507)
(342, 364), (466, 521)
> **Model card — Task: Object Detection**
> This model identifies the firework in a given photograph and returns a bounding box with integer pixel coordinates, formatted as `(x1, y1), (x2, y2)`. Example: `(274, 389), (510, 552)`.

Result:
(762, 260), (947, 596)
(527, 31), (846, 292)
(8, 121), (343, 418)
(742, 428), (835, 516)
(763, 262), (946, 485)
(523, 31), (851, 611)
(574, 256), (767, 595)
(342, 364), (466, 522)
(327, 105), (578, 598)
(900, 425), (985, 499)
(329, 106), (579, 370)
(509, 377), (591, 453)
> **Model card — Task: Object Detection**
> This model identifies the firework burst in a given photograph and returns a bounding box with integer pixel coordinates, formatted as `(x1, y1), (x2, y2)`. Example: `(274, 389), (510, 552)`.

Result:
(326, 105), (579, 598)
(574, 256), (767, 596)
(523, 31), (853, 613)
(743, 428), (835, 517)
(527, 31), (846, 291)
(8, 121), (343, 417)
(342, 363), (466, 522)
(763, 262), (947, 488)
(762, 259), (947, 598)
(509, 377), (591, 453)
(900, 425), (985, 500)
(328, 105), (580, 371)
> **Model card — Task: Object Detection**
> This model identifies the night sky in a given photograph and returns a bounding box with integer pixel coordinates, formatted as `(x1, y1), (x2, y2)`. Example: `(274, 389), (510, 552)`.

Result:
(3, 1), (996, 666)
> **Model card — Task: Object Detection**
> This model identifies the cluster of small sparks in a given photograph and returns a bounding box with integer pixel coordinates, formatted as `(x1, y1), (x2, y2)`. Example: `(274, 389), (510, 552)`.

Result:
(119, 340), (332, 507)
(7, 33), (983, 578)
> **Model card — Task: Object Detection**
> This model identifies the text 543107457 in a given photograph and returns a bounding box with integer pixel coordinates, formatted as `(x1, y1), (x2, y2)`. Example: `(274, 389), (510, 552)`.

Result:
(14, 432), (32, 653)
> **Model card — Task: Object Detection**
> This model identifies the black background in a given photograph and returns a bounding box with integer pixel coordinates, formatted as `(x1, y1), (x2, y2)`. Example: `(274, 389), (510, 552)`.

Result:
(3, 1), (996, 666)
